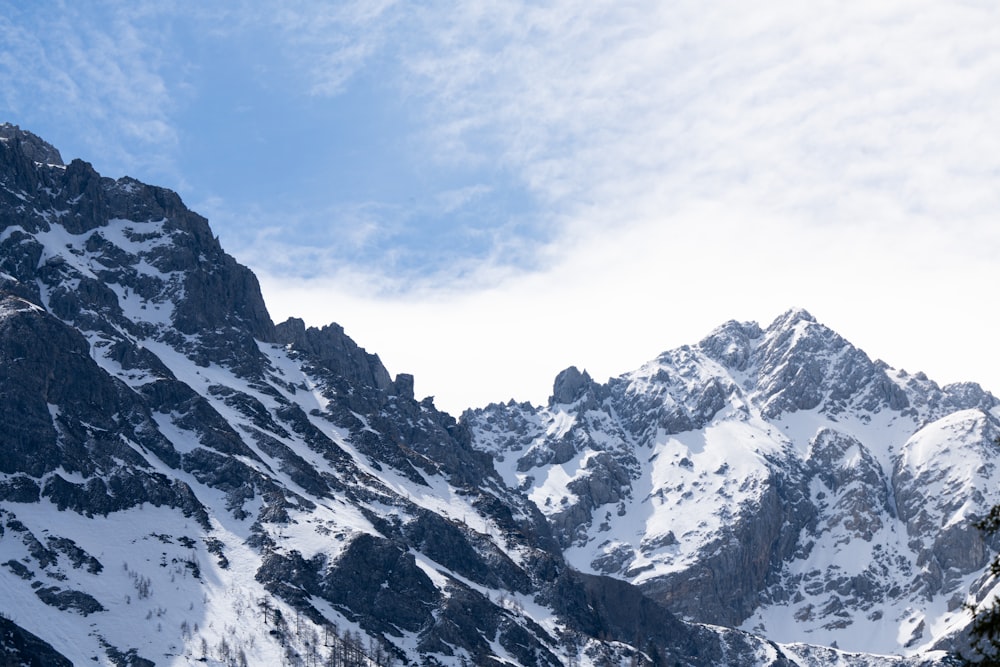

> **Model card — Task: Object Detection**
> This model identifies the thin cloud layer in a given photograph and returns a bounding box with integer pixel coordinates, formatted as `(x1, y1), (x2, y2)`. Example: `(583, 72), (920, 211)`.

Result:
(405, 1), (1000, 227)
(271, 0), (401, 97)
(241, 0), (1000, 290)
(0, 2), (183, 178)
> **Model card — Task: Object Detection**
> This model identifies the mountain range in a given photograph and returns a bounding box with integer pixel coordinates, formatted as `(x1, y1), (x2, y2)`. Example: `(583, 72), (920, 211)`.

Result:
(0, 123), (993, 666)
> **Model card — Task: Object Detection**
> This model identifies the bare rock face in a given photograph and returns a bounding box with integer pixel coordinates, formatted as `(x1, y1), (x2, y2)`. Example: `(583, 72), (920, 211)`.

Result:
(551, 366), (595, 405)
(273, 317), (392, 393)
(892, 410), (1000, 589)
(699, 318), (762, 371)
(0, 122), (63, 165)
(0, 616), (73, 667)
(0, 124), (274, 354)
(0, 296), (206, 519)
(807, 429), (893, 542)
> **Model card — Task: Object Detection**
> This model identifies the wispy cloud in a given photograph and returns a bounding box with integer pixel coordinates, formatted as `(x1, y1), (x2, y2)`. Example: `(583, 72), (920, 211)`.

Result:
(5, 1), (1000, 411)
(0, 2), (185, 179)
(204, 183), (546, 299)
(401, 1), (1000, 229)
(267, 0), (402, 97)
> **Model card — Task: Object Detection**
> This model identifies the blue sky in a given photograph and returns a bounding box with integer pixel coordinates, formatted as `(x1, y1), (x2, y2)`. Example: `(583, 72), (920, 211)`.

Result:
(3, 1), (1000, 414)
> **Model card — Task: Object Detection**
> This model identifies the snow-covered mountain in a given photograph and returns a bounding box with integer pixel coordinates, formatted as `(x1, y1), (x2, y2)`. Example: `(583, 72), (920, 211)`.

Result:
(465, 309), (1000, 658)
(0, 123), (983, 666)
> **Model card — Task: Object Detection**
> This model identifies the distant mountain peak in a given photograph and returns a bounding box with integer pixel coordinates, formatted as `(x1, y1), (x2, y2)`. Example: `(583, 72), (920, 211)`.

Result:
(466, 307), (1000, 659)
(769, 306), (817, 328)
(550, 365), (598, 406)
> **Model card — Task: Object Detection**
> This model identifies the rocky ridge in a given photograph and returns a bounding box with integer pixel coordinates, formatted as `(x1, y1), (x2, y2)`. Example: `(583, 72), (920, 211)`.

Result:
(465, 308), (1000, 657)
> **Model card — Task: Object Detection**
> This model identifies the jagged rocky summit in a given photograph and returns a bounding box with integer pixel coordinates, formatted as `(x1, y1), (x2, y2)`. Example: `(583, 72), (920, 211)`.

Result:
(0, 123), (987, 666)
(466, 307), (1000, 657)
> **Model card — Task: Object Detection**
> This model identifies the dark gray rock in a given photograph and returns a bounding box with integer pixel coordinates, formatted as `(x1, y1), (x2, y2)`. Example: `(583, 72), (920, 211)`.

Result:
(319, 533), (440, 635)
(403, 509), (531, 593)
(0, 474), (40, 503)
(4, 559), (34, 580)
(808, 429), (893, 540)
(42, 470), (209, 524)
(46, 536), (103, 574)
(0, 123), (64, 165)
(393, 372), (414, 400)
(0, 616), (73, 667)
(699, 318), (763, 371)
(642, 463), (815, 626)
(273, 317), (392, 393)
(141, 378), (259, 460)
(0, 295), (179, 478)
(551, 366), (592, 405)
(543, 568), (799, 666)
(34, 586), (105, 615)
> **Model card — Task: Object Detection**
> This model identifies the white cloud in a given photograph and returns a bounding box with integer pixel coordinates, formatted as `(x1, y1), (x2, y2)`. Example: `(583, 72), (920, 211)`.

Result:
(255, 191), (1000, 415)
(435, 184), (492, 214)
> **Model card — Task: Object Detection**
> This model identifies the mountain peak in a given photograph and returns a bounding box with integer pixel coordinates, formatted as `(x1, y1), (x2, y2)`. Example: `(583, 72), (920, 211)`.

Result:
(0, 122), (64, 167)
(467, 305), (1000, 659)
(768, 306), (817, 330)
(699, 319), (763, 371)
(550, 365), (597, 406)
